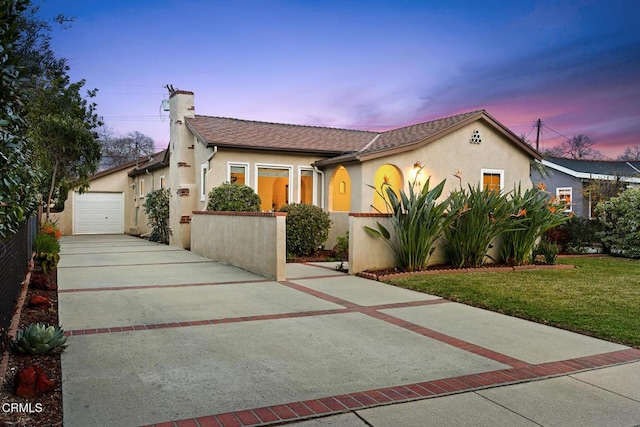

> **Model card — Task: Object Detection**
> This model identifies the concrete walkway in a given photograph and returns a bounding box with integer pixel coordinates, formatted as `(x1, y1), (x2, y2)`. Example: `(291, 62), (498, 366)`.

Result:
(58, 235), (640, 426)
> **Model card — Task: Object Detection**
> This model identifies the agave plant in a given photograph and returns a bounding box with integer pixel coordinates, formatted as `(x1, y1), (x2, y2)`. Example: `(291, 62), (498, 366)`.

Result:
(12, 323), (68, 355)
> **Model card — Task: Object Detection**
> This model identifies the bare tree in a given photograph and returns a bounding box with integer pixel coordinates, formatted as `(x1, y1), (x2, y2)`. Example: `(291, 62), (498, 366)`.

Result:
(101, 131), (156, 168)
(618, 145), (640, 161)
(545, 134), (602, 159)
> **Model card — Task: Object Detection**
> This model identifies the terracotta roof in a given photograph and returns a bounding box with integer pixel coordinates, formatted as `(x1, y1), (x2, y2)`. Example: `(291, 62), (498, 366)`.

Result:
(184, 110), (540, 163)
(186, 116), (376, 154)
(359, 110), (486, 156)
(544, 157), (640, 178)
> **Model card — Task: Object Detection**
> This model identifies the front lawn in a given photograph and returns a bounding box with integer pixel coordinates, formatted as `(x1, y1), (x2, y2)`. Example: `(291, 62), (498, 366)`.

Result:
(386, 256), (640, 348)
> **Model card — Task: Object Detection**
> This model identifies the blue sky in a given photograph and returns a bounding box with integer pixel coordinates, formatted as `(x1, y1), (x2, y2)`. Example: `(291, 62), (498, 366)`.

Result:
(37, 0), (640, 157)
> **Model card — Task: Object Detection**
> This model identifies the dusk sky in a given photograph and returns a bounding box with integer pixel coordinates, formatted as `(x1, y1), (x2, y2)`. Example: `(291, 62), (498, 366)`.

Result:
(37, 0), (640, 158)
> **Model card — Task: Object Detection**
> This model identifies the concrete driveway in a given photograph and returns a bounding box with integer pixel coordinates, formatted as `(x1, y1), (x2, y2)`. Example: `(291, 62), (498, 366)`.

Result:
(58, 235), (640, 426)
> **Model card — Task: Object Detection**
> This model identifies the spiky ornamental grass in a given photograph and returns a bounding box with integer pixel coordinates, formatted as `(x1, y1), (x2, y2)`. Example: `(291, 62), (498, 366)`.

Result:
(365, 169), (451, 272)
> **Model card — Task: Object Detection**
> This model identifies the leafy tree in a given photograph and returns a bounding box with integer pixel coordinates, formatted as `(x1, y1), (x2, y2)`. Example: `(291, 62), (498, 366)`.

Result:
(0, 0), (39, 239)
(101, 130), (156, 169)
(9, 2), (103, 219)
(618, 145), (640, 161)
(28, 75), (102, 219)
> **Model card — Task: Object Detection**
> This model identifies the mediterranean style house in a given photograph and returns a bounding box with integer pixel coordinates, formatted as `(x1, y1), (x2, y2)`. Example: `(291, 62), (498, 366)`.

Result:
(52, 89), (541, 250)
(168, 90), (539, 249)
(531, 157), (640, 218)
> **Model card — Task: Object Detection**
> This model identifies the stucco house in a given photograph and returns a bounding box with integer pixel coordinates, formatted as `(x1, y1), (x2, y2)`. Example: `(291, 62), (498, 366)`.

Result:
(51, 149), (169, 236)
(52, 89), (542, 250)
(168, 90), (541, 249)
(531, 157), (640, 218)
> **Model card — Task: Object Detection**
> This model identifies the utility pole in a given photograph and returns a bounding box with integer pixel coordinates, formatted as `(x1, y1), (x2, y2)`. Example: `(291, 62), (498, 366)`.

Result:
(535, 119), (542, 151)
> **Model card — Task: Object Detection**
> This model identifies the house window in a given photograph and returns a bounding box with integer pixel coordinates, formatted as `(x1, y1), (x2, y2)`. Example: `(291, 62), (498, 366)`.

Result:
(481, 169), (504, 193)
(557, 187), (572, 212)
(257, 165), (291, 211)
(299, 168), (314, 205)
(159, 175), (166, 189)
(139, 179), (145, 198)
(200, 163), (208, 201)
(228, 163), (248, 185)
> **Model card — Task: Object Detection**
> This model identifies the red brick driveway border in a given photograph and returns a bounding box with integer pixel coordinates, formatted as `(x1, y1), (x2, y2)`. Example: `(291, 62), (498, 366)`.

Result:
(91, 277), (640, 427)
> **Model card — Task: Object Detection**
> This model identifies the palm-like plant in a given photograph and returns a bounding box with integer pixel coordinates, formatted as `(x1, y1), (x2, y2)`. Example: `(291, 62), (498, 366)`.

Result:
(365, 169), (450, 271)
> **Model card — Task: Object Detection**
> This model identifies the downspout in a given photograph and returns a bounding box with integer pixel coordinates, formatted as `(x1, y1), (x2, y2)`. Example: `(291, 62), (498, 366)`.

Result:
(313, 166), (325, 210)
(207, 146), (218, 166)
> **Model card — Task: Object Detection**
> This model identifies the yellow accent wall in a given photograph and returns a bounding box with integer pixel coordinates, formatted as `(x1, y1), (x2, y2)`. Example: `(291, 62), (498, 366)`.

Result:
(330, 166), (351, 212)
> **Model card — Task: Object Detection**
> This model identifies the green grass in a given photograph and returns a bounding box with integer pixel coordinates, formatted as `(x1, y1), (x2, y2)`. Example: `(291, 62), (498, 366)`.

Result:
(386, 256), (640, 348)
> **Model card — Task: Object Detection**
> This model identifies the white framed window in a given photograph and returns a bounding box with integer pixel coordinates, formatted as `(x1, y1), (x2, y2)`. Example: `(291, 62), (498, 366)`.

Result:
(159, 175), (166, 189)
(298, 166), (314, 205)
(481, 169), (504, 192)
(556, 187), (573, 212)
(139, 179), (145, 198)
(256, 164), (292, 211)
(200, 163), (209, 202)
(227, 162), (249, 186)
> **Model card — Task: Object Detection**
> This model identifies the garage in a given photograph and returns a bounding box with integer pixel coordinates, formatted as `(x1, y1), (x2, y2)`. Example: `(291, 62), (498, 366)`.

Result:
(73, 192), (124, 234)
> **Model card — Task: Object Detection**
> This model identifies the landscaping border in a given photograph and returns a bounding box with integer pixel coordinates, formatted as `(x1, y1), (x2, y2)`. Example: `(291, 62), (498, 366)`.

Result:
(357, 263), (575, 281)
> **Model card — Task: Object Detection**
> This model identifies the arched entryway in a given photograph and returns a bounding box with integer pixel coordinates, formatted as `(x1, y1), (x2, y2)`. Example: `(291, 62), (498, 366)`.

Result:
(329, 166), (351, 212)
(372, 164), (403, 213)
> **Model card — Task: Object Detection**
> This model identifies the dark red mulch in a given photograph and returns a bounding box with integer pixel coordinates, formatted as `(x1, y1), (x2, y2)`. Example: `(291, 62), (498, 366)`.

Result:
(0, 269), (62, 427)
(287, 249), (338, 263)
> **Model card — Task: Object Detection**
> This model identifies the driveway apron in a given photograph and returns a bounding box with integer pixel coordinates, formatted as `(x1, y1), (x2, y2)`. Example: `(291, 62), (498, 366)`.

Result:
(58, 235), (640, 426)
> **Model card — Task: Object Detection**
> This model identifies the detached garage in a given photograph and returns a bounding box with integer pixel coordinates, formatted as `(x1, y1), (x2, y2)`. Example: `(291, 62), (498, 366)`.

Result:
(73, 192), (124, 234)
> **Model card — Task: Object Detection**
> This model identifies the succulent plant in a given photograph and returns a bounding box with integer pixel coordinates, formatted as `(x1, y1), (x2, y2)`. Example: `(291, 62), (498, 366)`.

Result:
(12, 323), (68, 355)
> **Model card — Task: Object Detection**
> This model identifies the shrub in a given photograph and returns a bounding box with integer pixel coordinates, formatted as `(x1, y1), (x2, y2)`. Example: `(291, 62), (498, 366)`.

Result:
(143, 188), (170, 244)
(545, 216), (604, 254)
(365, 172), (451, 271)
(443, 185), (513, 268)
(207, 183), (261, 212)
(595, 187), (640, 258)
(33, 232), (60, 273)
(279, 203), (331, 256)
(500, 186), (570, 265)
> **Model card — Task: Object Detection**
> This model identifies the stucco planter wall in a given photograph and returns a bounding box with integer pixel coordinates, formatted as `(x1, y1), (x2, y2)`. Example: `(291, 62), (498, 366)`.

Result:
(191, 211), (286, 281)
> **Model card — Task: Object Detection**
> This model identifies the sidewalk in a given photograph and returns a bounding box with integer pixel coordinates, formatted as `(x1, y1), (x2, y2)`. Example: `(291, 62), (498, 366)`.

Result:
(58, 235), (640, 426)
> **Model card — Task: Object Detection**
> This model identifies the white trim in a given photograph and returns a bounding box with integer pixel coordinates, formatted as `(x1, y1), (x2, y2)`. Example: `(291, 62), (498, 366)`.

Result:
(139, 179), (145, 198)
(200, 163), (209, 202)
(256, 163), (293, 207)
(556, 187), (573, 212)
(542, 160), (640, 183)
(481, 168), (504, 191)
(227, 162), (250, 186)
(159, 175), (166, 189)
(298, 166), (315, 205)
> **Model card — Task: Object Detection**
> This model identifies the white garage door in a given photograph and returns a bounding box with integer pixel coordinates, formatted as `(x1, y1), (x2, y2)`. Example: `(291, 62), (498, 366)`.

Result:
(74, 192), (124, 234)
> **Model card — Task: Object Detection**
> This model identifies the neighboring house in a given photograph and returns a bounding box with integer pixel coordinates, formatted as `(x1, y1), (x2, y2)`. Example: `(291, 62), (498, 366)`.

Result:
(531, 157), (640, 218)
(168, 90), (540, 249)
(51, 150), (169, 236)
